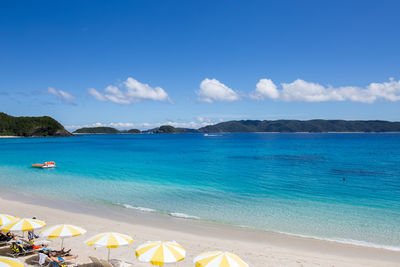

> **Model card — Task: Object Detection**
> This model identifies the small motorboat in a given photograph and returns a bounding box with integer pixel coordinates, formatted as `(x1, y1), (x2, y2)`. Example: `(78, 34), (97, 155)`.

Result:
(31, 161), (56, 168)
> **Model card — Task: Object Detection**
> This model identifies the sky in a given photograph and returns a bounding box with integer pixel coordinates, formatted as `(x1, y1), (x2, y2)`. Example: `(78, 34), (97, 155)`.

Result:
(1, 0), (400, 130)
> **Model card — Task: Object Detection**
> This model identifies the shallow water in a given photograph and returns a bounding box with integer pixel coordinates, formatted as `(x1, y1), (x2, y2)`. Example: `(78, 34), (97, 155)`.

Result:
(0, 133), (399, 249)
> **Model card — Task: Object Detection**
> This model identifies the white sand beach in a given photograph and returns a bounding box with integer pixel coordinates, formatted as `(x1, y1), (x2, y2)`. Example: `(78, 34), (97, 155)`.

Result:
(0, 196), (399, 267)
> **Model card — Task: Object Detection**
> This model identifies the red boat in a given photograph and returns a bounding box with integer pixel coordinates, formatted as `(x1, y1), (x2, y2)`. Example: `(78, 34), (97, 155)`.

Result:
(31, 162), (56, 168)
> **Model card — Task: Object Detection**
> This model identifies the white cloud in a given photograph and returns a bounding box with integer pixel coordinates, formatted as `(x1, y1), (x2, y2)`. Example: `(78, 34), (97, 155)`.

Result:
(124, 77), (170, 102)
(65, 117), (221, 131)
(88, 77), (171, 104)
(249, 78), (400, 103)
(197, 78), (239, 103)
(250, 79), (279, 100)
(47, 87), (75, 101)
(88, 88), (106, 101)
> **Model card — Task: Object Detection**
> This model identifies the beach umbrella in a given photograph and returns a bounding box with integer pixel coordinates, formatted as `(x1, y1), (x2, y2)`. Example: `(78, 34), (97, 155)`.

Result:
(194, 251), (248, 267)
(84, 232), (134, 261)
(40, 224), (87, 249)
(0, 256), (24, 267)
(135, 241), (186, 266)
(0, 214), (18, 227)
(0, 218), (46, 234)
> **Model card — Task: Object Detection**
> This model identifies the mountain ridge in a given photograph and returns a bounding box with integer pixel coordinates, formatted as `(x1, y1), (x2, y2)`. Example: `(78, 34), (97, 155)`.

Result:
(74, 120), (400, 134)
(198, 119), (400, 133)
(0, 112), (72, 137)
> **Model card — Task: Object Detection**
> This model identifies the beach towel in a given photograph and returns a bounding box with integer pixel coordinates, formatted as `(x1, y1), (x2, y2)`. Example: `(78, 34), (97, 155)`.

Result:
(39, 253), (47, 265)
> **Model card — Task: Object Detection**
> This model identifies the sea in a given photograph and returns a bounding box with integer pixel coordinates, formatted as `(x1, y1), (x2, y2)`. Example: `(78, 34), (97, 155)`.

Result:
(0, 133), (399, 250)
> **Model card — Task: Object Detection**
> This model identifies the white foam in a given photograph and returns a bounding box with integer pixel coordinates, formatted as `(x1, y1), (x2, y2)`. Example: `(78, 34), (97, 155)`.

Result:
(169, 212), (200, 219)
(122, 204), (156, 213)
(117, 203), (400, 252)
(277, 231), (400, 252)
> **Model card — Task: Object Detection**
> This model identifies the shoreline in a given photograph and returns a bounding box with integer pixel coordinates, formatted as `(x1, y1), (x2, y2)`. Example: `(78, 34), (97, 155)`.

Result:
(2, 132), (400, 139)
(72, 132), (400, 134)
(112, 202), (400, 253)
(2, 187), (399, 253)
(0, 192), (399, 266)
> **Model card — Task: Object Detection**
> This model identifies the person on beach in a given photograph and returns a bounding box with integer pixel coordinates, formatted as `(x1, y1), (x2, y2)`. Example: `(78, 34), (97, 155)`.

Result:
(13, 241), (48, 252)
(38, 249), (72, 266)
(0, 232), (16, 242)
(28, 217), (39, 241)
(48, 252), (78, 267)
(42, 248), (72, 257)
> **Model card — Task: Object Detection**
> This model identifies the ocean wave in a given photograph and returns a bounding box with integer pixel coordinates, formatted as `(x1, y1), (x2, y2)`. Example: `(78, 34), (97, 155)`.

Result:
(117, 203), (399, 251)
(121, 204), (156, 213)
(119, 203), (200, 220)
(277, 231), (400, 252)
(169, 212), (200, 220)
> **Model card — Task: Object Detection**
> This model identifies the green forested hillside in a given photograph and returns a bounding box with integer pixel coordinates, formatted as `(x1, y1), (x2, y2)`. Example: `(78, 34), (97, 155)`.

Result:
(123, 129), (141, 134)
(73, 127), (120, 134)
(0, 112), (72, 137)
(142, 125), (198, 133)
(198, 120), (400, 133)
(74, 127), (141, 134)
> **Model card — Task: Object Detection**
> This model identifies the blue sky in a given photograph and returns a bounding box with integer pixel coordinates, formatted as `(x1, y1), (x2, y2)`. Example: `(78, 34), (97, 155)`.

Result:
(1, 0), (399, 130)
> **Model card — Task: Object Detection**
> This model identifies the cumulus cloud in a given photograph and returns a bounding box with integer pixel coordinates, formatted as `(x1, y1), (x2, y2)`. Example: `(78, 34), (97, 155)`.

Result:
(47, 87), (75, 101)
(250, 79), (279, 100)
(66, 117), (221, 131)
(249, 78), (400, 103)
(197, 78), (239, 103)
(88, 77), (171, 104)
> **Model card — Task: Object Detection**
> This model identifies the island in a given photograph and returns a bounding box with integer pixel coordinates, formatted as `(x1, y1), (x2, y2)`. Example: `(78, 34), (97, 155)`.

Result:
(198, 120), (400, 133)
(142, 125), (198, 134)
(73, 127), (121, 134)
(8, 116), (400, 137)
(123, 129), (141, 134)
(74, 120), (400, 134)
(0, 112), (72, 137)
(73, 127), (141, 134)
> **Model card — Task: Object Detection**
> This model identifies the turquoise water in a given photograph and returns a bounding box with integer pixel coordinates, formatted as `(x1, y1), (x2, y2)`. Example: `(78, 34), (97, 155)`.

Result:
(0, 133), (399, 249)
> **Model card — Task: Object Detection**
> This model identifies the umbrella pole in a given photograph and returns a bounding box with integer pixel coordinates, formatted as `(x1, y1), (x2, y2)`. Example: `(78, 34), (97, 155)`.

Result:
(61, 238), (64, 250)
(108, 248), (110, 262)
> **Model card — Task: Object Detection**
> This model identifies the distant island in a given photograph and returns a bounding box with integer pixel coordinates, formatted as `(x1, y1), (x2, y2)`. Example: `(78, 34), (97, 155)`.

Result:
(0, 112), (72, 137)
(74, 127), (121, 134)
(198, 120), (400, 133)
(74, 120), (400, 134)
(74, 125), (195, 134)
(3, 112), (400, 137)
(73, 126), (141, 134)
(142, 125), (198, 134)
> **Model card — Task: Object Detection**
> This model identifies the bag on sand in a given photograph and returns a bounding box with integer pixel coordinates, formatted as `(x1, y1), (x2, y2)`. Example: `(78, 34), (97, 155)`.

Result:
(10, 242), (24, 253)
(50, 261), (66, 267)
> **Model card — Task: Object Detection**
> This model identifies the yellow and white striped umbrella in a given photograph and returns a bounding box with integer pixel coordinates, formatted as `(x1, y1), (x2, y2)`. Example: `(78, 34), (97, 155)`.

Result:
(40, 224), (87, 249)
(0, 214), (18, 227)
(0, 256), (24, 267)
(0, 218), (46, 233)
(40, 224), (86, 239)
(84, 232), (133, 248)
(85, 232), (134, 261)
(194, 251), (248, 267)
(135, 241), (186, 266)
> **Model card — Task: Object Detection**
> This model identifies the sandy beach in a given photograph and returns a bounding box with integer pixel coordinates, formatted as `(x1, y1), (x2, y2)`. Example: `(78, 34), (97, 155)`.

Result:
(0, 195), (399, 267)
